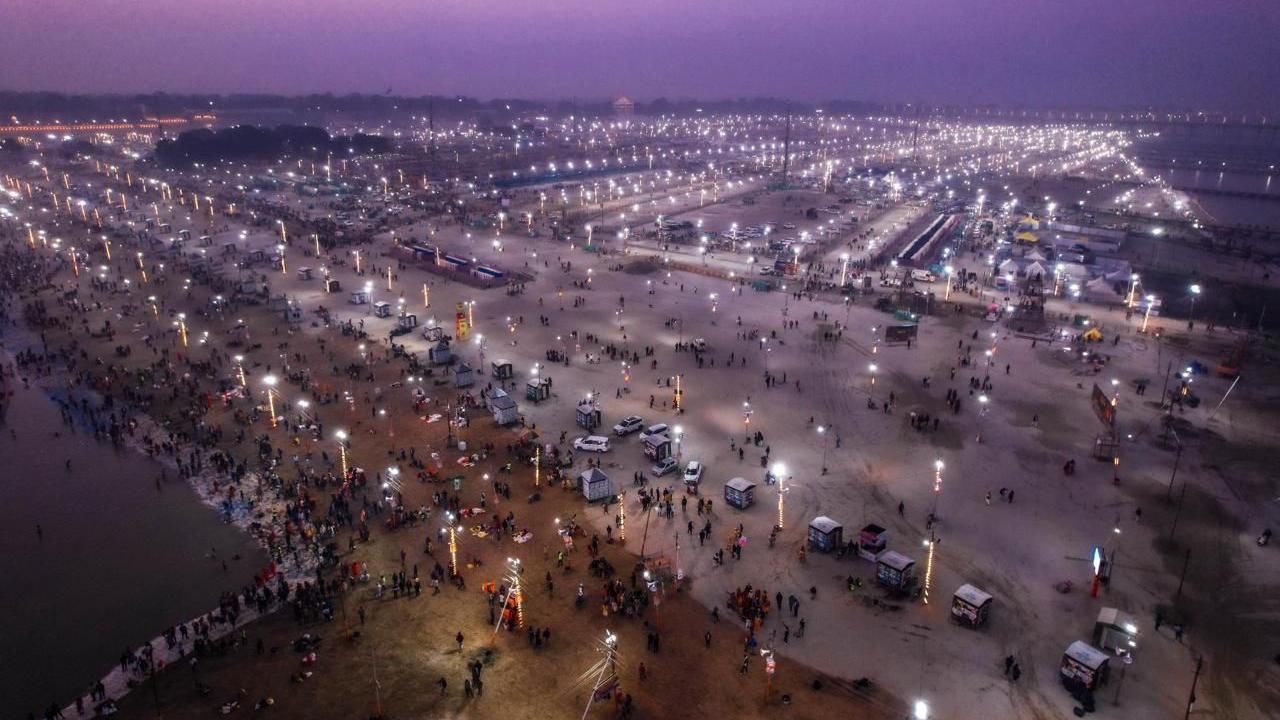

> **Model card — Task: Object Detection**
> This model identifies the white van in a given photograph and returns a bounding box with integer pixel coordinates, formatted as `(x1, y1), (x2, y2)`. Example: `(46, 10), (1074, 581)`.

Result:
(910, 269), (937, 283)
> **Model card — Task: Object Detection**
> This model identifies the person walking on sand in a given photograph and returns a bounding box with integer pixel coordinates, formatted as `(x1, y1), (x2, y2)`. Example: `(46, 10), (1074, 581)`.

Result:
(456, 631), (465, 652)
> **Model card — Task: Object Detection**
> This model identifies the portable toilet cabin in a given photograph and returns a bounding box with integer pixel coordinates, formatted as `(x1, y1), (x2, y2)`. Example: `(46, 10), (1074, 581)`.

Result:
(807, 516), (843, 552)
(1060, 641), (1110, 692)
(429, 339), (453, 365)
(578, 468), (614, 503)
(951, 584), (994, 627)
(492, 359), (514, 380)
(349, 289), (370, 305)
(324, 278), (342, 293)
(453, 362), (474, 388)
(373, 301), (392, 318)
(178, 228), (192, 241)
(296, 266), (314, 281)
(875, 551), (917, 590)
(576, 399), (602, 430)
(283, 302), (304, 323)
(526, 376), (552, 403)
(397, 313), (418, 330)
(724, 477), (757, 510)
(488, 389), (519, 426)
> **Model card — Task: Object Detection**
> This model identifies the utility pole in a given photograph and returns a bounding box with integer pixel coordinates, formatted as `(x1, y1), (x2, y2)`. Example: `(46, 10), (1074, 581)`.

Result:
(911, 104), (922, 162)
(428, 98), (436, 164)
(1183, 656), (1203, 720)
(1175, 548), (1192, 603)
(780, 109), (791, 183)
(1166, 439), (1183, 501)
(1170, 481), (1189, 542)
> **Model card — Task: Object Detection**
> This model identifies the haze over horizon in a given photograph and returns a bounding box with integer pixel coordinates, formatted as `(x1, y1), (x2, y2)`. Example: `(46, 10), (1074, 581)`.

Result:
(3, 0), (1279, 113)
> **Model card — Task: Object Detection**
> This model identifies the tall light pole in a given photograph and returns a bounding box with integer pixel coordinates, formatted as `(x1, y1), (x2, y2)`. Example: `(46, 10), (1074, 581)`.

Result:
(923, 460), (944, 604)
(1141, 295), (1157, 333)
(817, 425), (829, 475)
(1188, 284), (1201, 325)
(773, 462), (787, 529)
(443, 512), (459, 576)
(976, 394), (989, 442)
(335, 429), (349, 479)
(839, 253), (850, 287)
(263, 374), (278, 428)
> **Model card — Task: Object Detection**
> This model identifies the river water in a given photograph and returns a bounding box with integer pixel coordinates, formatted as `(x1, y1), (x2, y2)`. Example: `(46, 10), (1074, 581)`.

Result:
(1134, 129), (1280, 228)
(0, 378), (266, 718)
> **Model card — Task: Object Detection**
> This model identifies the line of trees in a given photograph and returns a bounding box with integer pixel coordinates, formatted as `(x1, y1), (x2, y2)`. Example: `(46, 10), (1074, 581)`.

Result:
(154, 124), (392, 165)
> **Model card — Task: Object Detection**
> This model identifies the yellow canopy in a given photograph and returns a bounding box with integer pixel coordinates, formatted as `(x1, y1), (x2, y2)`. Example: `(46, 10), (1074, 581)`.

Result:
(1015, 231), (1039, 244)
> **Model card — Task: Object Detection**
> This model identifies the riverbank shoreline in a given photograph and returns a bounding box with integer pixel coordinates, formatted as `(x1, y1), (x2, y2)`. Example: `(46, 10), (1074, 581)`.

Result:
(0, 318), (313, 718)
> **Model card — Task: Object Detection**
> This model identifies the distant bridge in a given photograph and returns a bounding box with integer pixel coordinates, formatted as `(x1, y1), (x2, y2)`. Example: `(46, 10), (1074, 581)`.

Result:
(0, 115), (215, 137)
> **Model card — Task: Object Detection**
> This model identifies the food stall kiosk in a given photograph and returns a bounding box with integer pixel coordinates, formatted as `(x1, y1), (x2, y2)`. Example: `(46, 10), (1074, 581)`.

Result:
(723, 477), (756, 510)
(453, 363), (475, 388)
(875, 551), (917, 590)
(575, 399), (602, 430)
(526, 376), (552, 403)
(1060, 641), (1110, 692)
(858, 523), (888, 561)
(491, 359), (514, 379)
(578, 468), (615, 503)
(428, 339), (453, 365)
(373, 301), (393, 318)
(643, 434), (671, 462)
(950, 584), (993, 627)
(807, 516), (843, 552)
(1093, 608), (1139, 653)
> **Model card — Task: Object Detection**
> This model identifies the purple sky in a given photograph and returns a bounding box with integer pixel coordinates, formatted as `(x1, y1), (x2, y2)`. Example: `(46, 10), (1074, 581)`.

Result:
(3, 0), (1278, 110)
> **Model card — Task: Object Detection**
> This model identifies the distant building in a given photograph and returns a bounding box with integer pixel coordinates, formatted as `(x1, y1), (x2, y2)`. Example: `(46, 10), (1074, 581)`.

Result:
(613, 96), (635, 116)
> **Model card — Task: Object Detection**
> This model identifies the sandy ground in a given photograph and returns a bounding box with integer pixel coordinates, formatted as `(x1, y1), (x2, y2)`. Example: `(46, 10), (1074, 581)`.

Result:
(7, 147), (1280, 720)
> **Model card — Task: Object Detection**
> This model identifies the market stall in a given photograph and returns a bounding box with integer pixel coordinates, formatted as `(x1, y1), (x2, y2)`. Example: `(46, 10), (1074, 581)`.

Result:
(807, 516), (843, 552)
(723, 477), (756, 510)
(576, 398), (602, 430)
(1060, 641), (1110, 692)
(578, 468), (614, 503)
(429, 339), (453, 365)
(526, 376), (552, 403)
(875, 550), (916, 590)
(1093, 608), (1139, 654)
(950, 584), (993, 627)
(858, 523), (888, 561)
(492, 359), (513, 379)
(453, 363), (474, 388)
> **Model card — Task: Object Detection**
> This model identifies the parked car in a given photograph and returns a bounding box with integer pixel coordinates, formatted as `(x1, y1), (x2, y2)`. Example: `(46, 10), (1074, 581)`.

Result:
(639, 424), (669, 443)
(683, 461), (705, 485)
(613, 415), (644, 436)
(573, 436), (611, 453)
(651, 457), (678, 477)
